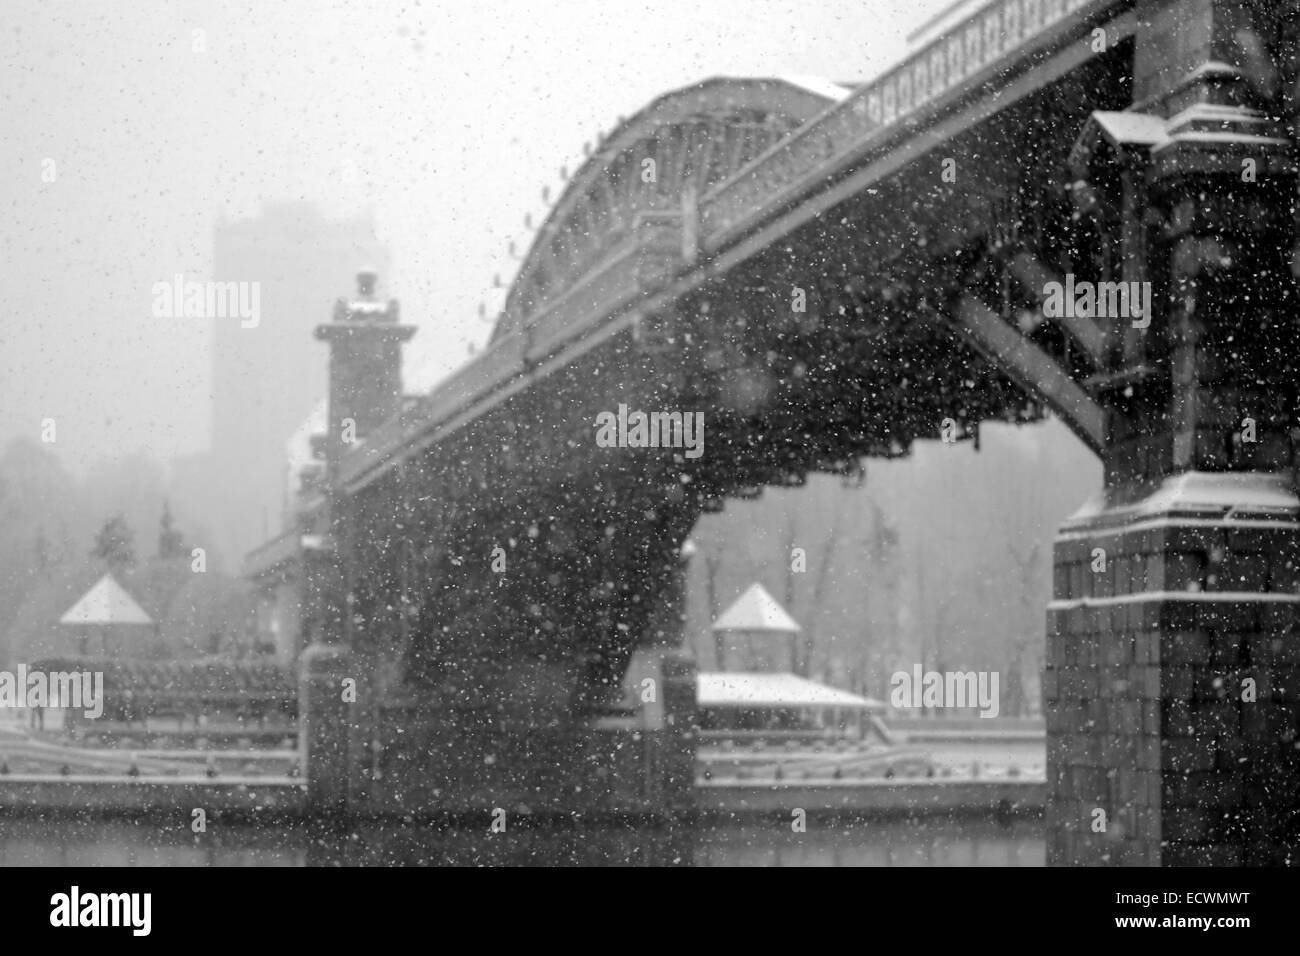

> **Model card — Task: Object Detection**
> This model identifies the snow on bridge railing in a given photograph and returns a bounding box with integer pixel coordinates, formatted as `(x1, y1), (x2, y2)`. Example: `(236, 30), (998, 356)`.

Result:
(336, 214), (686, 491)
(333, 1), (1136, 495)
(699, 0), (1132, 250)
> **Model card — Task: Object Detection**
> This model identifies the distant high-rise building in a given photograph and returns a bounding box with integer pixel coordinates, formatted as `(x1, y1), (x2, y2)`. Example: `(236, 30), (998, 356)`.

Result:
(207, 201), (389, 567)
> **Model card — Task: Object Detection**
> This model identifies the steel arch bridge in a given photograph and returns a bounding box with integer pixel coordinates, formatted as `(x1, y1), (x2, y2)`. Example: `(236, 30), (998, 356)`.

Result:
(280, 0), (1300, 865)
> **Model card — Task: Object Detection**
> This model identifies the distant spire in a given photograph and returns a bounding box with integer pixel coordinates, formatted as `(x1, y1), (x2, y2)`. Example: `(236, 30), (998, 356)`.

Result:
(357, 267), (378, 298)
(158, 498), (185, 559)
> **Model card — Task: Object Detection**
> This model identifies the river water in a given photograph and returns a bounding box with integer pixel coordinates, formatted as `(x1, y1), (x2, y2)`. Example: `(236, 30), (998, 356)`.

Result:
(0, 815), (1043, 866)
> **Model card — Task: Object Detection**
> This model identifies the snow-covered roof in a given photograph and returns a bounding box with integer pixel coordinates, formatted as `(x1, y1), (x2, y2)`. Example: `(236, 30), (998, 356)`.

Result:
(1086, 110), (1169, 148)
(773, 75), (854, 103)
(1069, 471), (1299, 524)
(59, 574), (153, 626)
(712, 582), (801, 633)
(698, 672), (884, 710)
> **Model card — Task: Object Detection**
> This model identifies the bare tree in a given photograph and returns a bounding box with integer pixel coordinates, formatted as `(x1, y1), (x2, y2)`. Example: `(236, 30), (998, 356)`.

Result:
(702, 548), (725, 669)
(798, 519), (841, 678)
(1003, 539), (1044, 717)
(988, 436), (1051, 717)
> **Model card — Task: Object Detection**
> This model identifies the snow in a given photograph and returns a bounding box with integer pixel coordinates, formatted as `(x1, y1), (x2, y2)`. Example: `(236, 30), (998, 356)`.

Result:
(697, 671), (884, 710)
(58, 574), (153, 626)
(711, 583), (802, 633)
(774, 76), (854, 103)
(1067, 471), (1299, 525)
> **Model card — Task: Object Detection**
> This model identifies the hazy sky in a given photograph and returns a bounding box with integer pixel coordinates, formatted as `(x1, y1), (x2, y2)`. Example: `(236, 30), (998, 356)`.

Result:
(1, 0), (953, 476)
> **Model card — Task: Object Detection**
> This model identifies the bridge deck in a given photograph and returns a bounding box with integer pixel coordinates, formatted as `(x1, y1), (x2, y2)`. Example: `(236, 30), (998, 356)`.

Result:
(338, 0), (1136, 494)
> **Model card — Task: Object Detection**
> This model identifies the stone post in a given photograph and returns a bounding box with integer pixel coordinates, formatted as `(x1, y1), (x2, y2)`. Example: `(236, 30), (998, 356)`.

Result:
(634, 539), (699, 814)
(300, 270), (415, 813)
(1047, 0), (1300, 865)
(299, 532), (352, 812)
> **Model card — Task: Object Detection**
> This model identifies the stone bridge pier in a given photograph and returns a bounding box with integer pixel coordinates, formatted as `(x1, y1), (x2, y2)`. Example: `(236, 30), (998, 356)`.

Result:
(1047, 0), (1300, 865)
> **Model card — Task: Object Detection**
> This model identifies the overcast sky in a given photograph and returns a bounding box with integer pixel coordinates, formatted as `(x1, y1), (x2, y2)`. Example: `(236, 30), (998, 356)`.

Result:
(1, 0), (953, 476)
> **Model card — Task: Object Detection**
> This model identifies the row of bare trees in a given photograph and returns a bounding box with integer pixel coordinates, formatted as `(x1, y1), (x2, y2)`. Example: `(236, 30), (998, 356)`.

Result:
(684, 419), (1099, 714)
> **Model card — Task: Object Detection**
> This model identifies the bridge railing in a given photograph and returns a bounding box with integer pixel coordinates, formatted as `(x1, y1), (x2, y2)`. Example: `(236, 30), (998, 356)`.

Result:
(243, 526), (302, 580)
(335, 0), (1135, 497)
(699, 0), (1130, 252)
(337, 212), (684, 490)
(523, 211), (682, 363)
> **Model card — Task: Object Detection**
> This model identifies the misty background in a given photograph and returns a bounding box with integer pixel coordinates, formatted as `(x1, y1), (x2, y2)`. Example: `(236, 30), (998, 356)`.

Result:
(0, 0), (1100, 704)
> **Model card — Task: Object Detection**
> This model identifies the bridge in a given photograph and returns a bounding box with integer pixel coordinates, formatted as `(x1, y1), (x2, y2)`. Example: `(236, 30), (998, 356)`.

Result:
(256, 0), (1300, 865)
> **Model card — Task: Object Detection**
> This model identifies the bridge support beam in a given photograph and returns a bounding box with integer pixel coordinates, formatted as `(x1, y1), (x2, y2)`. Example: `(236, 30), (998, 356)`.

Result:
(1047, 0), (1300, 865)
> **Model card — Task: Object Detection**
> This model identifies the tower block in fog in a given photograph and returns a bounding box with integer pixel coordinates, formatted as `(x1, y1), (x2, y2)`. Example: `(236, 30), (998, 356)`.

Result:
(254, 0), (1300, 856)
(201, 203), (390, 568)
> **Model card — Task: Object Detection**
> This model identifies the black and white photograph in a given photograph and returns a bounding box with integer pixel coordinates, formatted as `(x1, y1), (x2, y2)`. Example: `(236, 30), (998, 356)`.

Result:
(0, 0), (1298, 922)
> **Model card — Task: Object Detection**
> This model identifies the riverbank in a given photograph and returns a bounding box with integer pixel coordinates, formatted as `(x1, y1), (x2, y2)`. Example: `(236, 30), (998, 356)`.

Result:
(0, 809), (1046, 866)
(0, 773), (1042, 816)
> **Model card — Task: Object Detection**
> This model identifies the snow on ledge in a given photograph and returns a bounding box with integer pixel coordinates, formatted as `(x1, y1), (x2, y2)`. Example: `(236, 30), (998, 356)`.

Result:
(774, 75), (854, 103)
(1068, 472), (1299, 526)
